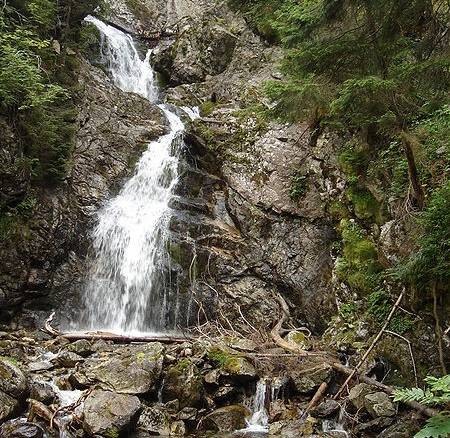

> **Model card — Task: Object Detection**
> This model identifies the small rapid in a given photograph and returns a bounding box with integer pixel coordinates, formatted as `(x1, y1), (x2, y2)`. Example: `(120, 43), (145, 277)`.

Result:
(77, 16), (197, 333)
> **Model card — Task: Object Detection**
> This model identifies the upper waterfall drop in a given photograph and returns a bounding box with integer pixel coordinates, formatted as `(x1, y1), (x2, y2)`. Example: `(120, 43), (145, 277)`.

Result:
(84, 15), (158, 101)
(77, 16), (197, 334)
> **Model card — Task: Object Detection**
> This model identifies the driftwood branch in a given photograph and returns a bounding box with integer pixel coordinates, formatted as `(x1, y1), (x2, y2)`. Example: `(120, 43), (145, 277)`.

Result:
(270, 294), (312, 356)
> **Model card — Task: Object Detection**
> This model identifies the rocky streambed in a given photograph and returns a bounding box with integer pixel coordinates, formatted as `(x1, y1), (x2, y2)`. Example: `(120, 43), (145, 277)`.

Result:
(0, 328), (423, 437)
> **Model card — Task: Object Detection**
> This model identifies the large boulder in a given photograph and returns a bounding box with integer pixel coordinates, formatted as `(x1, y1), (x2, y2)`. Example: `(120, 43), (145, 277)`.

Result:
(203, 405), (251, 432)
(364, 392), (397, 418)
(82, 390), (141, 436)
(72, 343), (164, 394)
(153, 19), (237, 85)
(0, 358), (27, 399)
(136, 406), (171, 436)
(290, 363), (333, 394)
(0, 391), (19, 423)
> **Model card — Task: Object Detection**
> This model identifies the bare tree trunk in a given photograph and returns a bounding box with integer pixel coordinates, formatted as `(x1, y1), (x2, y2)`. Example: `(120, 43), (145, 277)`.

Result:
(401, 132), (425, 210)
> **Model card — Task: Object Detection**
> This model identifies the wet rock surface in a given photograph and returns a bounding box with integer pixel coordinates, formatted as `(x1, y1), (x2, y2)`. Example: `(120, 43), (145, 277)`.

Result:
(72, 343), (164, 394)
(82, 389), (141, 436)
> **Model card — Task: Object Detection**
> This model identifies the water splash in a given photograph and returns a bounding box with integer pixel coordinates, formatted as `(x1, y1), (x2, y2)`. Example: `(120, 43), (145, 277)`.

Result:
(77, 17), (197, 333)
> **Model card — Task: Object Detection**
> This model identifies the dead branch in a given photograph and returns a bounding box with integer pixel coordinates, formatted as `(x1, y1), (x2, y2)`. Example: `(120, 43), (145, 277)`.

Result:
(28, 399), (63, 431)
(334, 289), (405, 399)
(432, 281), (447, 374)
(304, 382), (328, 417)
(43, 312), (59, 336)
(270, 294), (312, 356)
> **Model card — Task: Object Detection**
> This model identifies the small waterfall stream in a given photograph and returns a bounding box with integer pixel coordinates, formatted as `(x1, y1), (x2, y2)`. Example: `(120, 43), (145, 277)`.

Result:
(244, 380), (270, 433)
(77, 16), (197, 333)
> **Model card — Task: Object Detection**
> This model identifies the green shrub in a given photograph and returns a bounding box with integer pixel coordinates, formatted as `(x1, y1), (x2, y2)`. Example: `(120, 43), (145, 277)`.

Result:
(290, 171), (308, 200)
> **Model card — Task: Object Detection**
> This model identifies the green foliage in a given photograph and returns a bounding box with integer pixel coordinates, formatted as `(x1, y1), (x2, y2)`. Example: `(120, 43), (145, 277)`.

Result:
(346, 186), (380, 222)
(415, 414), (450, 438)
(339, 302), (357, 320)
(290, 171), (308, 200)
(395, 182), (450, 286)
(393, 375), (450, 438)
(367, 290), (415, 334)
(0, 0), (96, 184)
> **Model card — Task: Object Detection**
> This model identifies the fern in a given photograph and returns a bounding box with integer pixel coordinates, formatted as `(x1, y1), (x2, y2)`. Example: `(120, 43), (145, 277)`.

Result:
(415, 413), (450, 438)
(393, 387), (436, 405)
(393, 376), (450, 438)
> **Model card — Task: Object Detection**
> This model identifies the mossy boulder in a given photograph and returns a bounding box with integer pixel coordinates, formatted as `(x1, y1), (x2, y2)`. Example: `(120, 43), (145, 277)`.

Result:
(160, 359), (204, 408)
(207, 348), (256, 382)
(0, 357), (27, 399)
(202, 405), (251, 432)
(82, 390), (141, 437)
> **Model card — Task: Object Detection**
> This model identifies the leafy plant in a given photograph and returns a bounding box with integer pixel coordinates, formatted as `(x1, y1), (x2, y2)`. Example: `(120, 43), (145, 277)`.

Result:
(393, 375), (450, 438)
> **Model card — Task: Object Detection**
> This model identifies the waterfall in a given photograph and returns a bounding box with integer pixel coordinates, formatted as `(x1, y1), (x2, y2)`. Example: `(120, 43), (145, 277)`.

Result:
(77, 17), (197, 333)
(242, 380), (270, 433)
(84, 15), (157, 101)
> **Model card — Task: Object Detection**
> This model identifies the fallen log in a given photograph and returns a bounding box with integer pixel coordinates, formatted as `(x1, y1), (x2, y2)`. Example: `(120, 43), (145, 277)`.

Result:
(59, 331), (192, 344)
(41, 313), (193, 344)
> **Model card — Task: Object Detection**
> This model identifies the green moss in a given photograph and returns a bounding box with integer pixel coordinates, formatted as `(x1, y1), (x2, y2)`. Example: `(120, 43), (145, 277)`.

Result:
(346, 186), (381, 222)
(104, 427), (120, 438)
(338, 140), (370, 181)
(0, 215), (17, 241)
(336, 219), (382, 293)
(328, 200), (349, 220)
(207, 347), (243, 373)
(200, 100), (217, 116)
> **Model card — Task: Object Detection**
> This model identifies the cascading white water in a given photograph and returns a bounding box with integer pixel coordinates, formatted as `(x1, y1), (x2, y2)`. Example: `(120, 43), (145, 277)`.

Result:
(241, 380), (270, 433)
(85, 15), (157, 101)
(78, 16), (197, 333)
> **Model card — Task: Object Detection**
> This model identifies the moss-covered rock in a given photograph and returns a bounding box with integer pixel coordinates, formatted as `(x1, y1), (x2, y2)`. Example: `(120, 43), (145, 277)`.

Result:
(202, 405), (251, 432)
(160, 359), (204, 408)
(71, 343), (164, 394)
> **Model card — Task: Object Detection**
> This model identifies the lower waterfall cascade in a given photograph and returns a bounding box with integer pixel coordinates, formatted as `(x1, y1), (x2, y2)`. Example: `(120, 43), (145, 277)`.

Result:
(76, 16), (197, 334)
